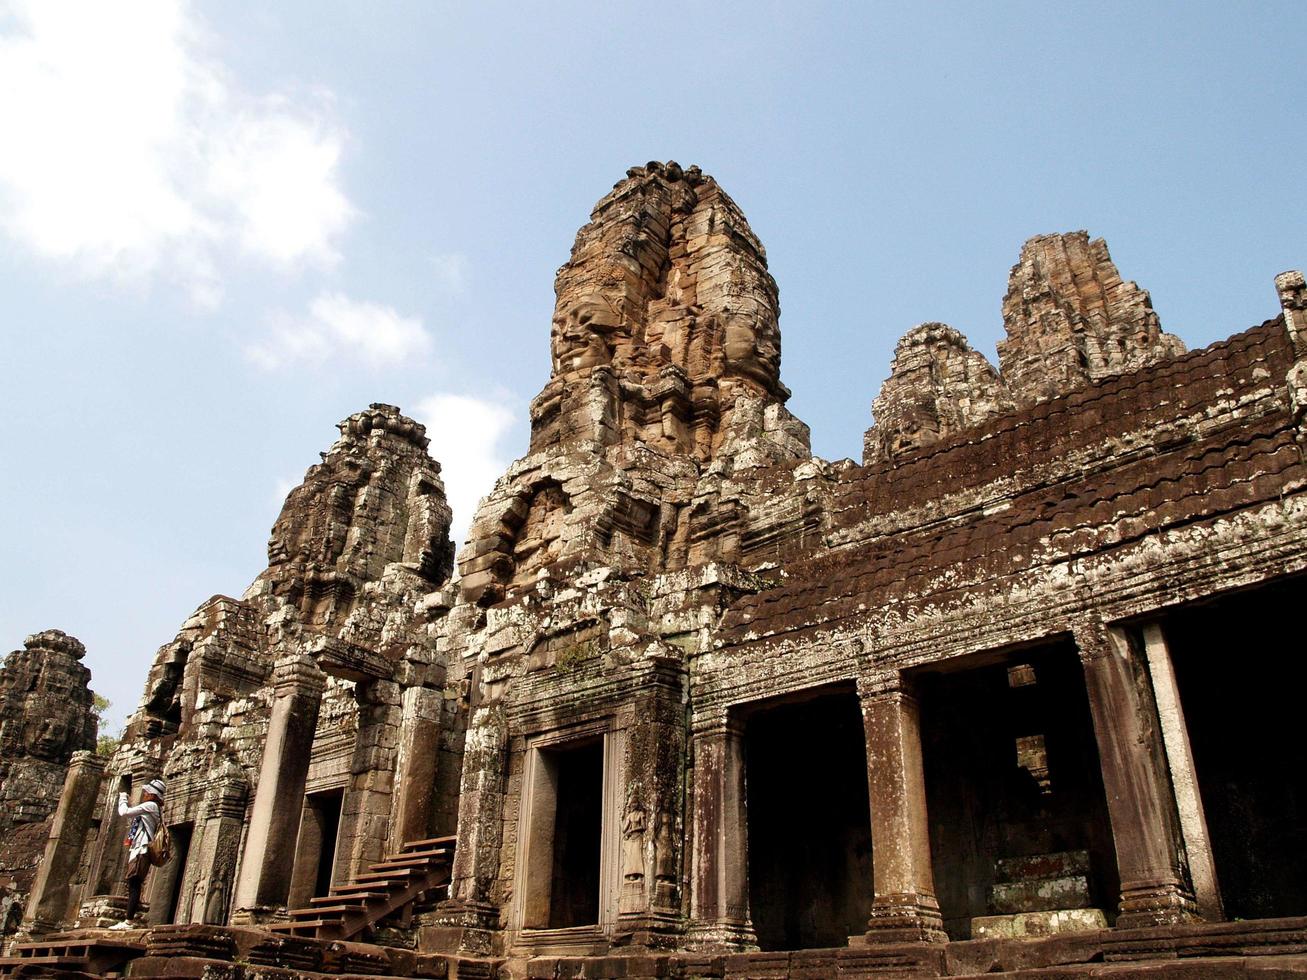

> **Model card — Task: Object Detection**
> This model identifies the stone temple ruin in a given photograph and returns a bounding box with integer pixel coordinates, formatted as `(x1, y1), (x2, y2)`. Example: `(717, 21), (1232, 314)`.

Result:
(3, 161), (1307, 978)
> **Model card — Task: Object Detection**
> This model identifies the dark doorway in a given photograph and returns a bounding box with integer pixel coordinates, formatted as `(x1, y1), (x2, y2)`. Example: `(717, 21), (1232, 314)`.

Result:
(546, 739), (604, 928)
(1163, 577), (1307, 919)
(311, 790), (344, 897)
(148, 821), (192, 925)
(918, 641), (1118, 939)
(744, 687), (873, 951)
(289, 788), (344, 909)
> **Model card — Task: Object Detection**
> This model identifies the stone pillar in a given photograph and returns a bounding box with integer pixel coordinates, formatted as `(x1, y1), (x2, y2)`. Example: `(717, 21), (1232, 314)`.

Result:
(611, 684), (685, 948)
(387, 685), (444, 852)
(859, 674), (947, 944)
(81, 754), (164, 919)
(1075, 619), (1199, 928)
(1140, 623), (1222, 921)
(688, 716), (755, 949)
(186, 765), (247, 925)
(231, 652), (325, 922)
(334, 679), (403, 884)
(21, 751), (105, 936)
(426, 701), (509, 957)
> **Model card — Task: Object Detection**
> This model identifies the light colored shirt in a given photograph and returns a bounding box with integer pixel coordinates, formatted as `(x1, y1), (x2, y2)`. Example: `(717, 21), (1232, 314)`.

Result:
(117, 794), (162, 859)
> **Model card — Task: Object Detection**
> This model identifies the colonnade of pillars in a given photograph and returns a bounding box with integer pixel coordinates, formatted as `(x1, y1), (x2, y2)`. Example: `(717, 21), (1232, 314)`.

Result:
(231, 652), (444, 923)
(690, 618), (1213, 946)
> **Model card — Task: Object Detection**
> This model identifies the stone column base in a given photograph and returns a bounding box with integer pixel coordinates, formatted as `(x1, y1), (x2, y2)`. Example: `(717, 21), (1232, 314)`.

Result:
(866, 895), (948, 944)
(229, 904), (287, 926)
(76, 893), (144, 929)
(1116, 881), (1202, 929)
(610, 911), (685, 951)
(684, 921), (759, 952)
(418, 901), (501, 957)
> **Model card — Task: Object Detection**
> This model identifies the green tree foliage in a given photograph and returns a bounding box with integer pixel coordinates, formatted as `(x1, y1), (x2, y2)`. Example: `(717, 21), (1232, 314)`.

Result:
(91, 692), (121, 757)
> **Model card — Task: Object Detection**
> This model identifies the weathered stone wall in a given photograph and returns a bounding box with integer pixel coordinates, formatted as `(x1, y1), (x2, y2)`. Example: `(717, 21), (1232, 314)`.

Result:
(19, 404), (458, 933)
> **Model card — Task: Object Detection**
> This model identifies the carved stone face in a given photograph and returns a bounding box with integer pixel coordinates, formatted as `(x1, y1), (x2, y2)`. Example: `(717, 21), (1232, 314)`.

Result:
(267, 456), (372, 567)
(887, 406), (942, 456)
(721, 309), (780, 386)
(551, 297), (624, 373)
(30, 714), (71, 759)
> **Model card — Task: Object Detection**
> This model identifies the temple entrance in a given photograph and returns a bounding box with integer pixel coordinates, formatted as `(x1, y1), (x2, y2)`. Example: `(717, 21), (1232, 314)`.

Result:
(521, 736), (605, 930)
(1162, 576), (1307, 919)
(288, 788), (343, 909)
(917, 641), (1118, 939)
(743, 687), (873, 951)
(147, 821), (192, 925)
(547, 740), (603, 927)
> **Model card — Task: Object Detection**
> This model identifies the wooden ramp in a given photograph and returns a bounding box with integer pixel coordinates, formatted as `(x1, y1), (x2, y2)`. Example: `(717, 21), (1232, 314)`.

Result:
(0, 933), (145, 977)
(267, 834), (455, 942)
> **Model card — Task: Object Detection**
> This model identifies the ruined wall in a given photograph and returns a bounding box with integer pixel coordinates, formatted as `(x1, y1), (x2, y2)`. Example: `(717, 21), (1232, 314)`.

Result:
(998, 232), (1186, 406)
(0, 630), (96, 944)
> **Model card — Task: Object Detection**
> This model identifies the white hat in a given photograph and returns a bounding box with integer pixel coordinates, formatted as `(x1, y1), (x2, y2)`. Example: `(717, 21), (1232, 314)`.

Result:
(143, 778), (166, 800)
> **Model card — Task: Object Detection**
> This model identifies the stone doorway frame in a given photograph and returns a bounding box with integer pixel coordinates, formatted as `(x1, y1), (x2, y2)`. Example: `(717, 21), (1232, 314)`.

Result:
(509, 716), (624, 952)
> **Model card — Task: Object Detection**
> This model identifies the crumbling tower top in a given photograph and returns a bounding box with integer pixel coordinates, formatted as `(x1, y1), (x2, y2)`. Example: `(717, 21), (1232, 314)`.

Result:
(530, 161), (798, 459)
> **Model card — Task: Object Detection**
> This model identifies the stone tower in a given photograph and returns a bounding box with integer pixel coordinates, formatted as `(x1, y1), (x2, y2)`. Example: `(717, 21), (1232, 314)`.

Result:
(460, 160), (810, 606)
(997, 231), (1185, 406)
(0, 630), (96, 833)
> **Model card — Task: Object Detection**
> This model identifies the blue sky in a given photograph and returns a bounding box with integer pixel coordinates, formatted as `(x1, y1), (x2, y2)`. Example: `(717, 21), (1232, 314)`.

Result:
(1, 1), (1302, 732)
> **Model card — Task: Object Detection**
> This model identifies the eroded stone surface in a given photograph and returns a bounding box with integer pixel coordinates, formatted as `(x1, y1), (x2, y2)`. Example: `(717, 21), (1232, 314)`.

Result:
(997, 231), (1185, 406)
(9, 164), (1307, 979)
(0, 630), (96, 832)
(864, 322), (1015, 463)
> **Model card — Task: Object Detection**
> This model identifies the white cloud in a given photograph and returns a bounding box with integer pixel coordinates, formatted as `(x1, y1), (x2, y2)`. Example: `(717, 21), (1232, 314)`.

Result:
(430, 252), (470, 295)
(412, 392), (518, 546)
(248, 292), (432, 370)
(0, 0), (352, 305)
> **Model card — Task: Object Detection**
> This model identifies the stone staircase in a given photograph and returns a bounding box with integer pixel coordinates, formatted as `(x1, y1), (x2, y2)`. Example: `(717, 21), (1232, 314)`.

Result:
(268, 834), (455, 942)
(972, 849), (1108, 939)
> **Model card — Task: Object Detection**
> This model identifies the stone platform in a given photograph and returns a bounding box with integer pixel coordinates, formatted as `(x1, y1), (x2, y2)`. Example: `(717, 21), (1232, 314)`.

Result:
(3, 917), (1307, 979)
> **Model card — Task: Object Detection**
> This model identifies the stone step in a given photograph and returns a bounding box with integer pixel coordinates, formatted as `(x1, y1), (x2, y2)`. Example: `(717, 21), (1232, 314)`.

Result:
(267, 918), (334, 932)
(990, 874), (1092, 915)
(972, 907), (1108, 940)
(335, 879), (407, 893)
(272, 837), (454, 942)
(354, 867), (420, 883)
(994, 849), (1091, 883)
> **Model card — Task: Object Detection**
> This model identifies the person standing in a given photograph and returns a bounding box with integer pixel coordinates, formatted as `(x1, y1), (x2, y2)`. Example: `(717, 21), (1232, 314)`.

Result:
(109, 778), (166, 929)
